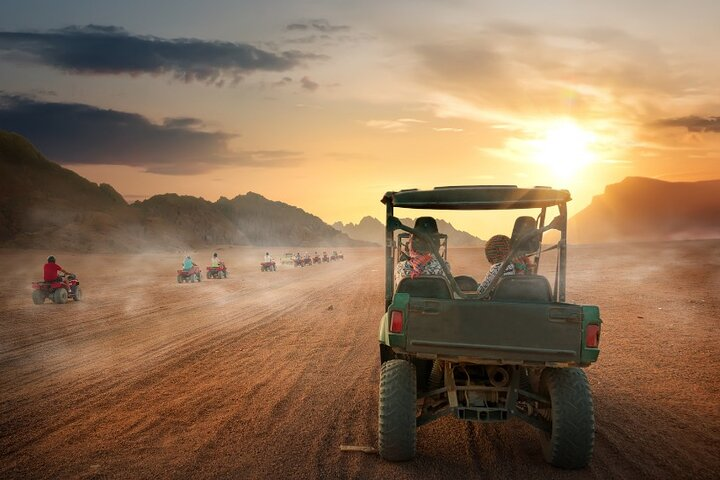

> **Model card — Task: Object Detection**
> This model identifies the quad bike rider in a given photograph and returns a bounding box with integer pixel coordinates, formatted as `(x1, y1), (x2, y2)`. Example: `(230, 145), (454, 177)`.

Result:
(322, 251), (330, 263)
(294, 252), (304, 268)
(32, 255), (82, 304)
(261, 252), (277, 272)
(313, 251), (322, 264)
(177, 255), (202, 283)
(337, 251), (344, 260)
(303, 252), (313, 266)
(207, 252), (229, 278)
(330, 250), (338, 261)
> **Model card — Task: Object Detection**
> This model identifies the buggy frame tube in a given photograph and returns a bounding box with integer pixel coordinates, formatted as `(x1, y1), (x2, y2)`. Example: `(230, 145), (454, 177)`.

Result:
(558, 202), (568, 302)
(385, 200), (395, 309)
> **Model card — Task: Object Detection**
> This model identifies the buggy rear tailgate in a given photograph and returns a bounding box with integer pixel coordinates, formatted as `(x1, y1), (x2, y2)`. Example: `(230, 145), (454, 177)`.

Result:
(404, 298), (583, 363)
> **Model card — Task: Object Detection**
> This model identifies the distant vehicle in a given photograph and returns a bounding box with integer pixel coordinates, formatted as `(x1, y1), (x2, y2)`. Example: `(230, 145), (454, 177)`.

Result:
(177, 266), (202, 283)
(337, 252), (344, 260)
(322, 252), (330, 263)
(377, 185), (601, 469)
(207, 263), (229, 278)
(260, 261), (276, 272)
(281, 253), (295, 265)
(330, 251), (338, 261)
(313, 254), (322, 264)
(32, 273), (82, 304)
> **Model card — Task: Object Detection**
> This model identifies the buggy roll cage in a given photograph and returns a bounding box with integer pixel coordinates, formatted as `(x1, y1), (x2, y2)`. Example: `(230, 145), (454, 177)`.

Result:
(381, 186), (571, 309)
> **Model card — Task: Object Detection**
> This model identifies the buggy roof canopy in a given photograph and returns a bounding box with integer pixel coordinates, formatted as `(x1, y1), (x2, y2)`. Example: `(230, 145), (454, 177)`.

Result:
(382, 185), (571, 210)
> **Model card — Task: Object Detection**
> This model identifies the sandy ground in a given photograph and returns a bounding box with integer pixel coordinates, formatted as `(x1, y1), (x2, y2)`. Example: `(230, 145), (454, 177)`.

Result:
(1, 242), (719, 479)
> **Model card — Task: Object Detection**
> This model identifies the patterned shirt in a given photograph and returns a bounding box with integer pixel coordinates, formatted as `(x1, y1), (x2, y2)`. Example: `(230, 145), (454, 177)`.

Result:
(394, 254), (450, 289)
(477, 262), (515, 295)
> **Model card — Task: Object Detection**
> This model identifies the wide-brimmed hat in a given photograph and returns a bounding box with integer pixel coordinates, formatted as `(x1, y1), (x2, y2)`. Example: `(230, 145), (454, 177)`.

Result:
(414, 216), (439, 235)
(485, 234), (511, 264)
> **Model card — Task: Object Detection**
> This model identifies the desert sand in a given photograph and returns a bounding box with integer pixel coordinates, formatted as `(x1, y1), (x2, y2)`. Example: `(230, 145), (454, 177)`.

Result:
(1, 242), (719, 479)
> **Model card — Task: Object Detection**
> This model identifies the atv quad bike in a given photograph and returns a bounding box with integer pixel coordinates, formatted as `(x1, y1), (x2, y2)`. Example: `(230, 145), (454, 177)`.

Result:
(330, 251), (338, 261)
(293, 257), (305, 268)
(207, 263), (229, 278)
(303, 257), (313, 266)
(260, 261), (277, 272)
(177, 266), (202, 283)
(378, 186), (601, 469)
(32, 273), (82, 304)
(313, 255), (322, 264)
(322, 253), (330, 263)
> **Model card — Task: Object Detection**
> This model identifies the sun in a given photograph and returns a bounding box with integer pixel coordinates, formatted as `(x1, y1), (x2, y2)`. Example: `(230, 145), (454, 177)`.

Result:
(529, 120), (598, 179)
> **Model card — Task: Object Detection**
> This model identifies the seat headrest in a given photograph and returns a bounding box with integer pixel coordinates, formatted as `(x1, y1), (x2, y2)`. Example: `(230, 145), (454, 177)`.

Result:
(510, 216), (539, 255)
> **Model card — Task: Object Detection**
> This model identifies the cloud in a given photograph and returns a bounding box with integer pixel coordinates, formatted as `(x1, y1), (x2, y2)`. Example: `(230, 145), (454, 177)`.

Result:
(654, 116), (720, 133)
(286, 19), (350, 33)
(415, 22), (702, 124)
(364, 118), (424, 133)
(433, 127), (463, 132)
(0, 25), (323, 84)
(0, 93), (302, 174)
(300, 76), (319, 92)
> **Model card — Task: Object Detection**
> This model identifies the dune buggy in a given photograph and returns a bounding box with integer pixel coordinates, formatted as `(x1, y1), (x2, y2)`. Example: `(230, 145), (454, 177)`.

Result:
(378, 186), (602, 469)
(32, 273), (82, 304)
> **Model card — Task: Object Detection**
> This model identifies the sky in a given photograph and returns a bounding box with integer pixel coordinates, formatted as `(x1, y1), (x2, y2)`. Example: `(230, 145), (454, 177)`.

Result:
(1, 0), (719, 238)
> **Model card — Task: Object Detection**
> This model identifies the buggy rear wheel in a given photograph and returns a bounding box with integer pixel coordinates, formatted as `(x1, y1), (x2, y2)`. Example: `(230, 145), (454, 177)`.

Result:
(538, 367), (594, 469)
(32, 290), (45, 305)
(378, 359), (417, 461)
(53, 288), (68, 304)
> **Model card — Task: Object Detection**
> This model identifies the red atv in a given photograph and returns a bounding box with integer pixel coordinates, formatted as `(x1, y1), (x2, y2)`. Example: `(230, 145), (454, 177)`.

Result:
(32, 273), (82, 304)
(207, 263), (229, 278)
(260, 261), (276, 272)
(177, 266), (202, 283)
(313, 255), (322, 264)
(322, 253), (330, 263)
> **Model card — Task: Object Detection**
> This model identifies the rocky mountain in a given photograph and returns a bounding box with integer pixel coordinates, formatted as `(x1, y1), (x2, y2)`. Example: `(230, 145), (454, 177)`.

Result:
(569, 177), (720, 243)
(334, 216), (484, 247)
(0, 130), (367, 251)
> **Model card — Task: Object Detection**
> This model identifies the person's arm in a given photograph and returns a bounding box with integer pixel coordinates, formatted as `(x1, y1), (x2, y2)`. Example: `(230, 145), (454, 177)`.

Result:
(477, 264), (501, 295)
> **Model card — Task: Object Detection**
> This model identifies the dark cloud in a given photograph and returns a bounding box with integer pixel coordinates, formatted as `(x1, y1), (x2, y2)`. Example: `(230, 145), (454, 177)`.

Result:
(286, 19), (350, 33)
(654, 116), (720, 133)
(300, 76), (319, 92)
(0, 93), (302, 174)
(0, 25), (323, 84)
(163, 117), (204, 128)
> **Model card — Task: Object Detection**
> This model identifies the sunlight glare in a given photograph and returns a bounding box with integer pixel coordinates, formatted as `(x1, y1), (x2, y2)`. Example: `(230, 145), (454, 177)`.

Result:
(530, 120), (598, 179)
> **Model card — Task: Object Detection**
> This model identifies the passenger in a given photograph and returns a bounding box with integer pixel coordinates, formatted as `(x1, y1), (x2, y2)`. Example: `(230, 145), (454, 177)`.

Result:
(183, 255), (197, 271)
(476, 235), (515, 295)
(43, 255), (71, 283)
(394, 217), (450, 288)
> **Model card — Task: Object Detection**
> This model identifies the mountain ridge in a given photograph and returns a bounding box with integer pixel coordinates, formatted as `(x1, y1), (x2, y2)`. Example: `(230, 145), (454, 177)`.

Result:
(0, 130), (369, 251)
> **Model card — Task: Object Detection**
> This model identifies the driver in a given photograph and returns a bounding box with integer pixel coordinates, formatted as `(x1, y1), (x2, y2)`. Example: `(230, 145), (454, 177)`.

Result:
(212, 252), (223, 267)
(183, 255), (197, 271)
(264, 252), (272, 263)
(43, 255), (71, 283)
(394, 217), (450, 288)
